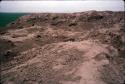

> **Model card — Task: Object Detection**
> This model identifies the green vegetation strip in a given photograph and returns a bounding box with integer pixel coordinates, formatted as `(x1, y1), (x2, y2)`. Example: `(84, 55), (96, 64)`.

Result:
(0, 13), (25, 28)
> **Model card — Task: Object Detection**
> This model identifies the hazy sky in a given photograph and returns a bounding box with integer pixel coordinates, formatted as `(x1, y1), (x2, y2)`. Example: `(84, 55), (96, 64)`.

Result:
(0, 0), (124, 13)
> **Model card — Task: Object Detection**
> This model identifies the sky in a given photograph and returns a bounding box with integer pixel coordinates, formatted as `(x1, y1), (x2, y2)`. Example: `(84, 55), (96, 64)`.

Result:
(0, 0), (124, 13)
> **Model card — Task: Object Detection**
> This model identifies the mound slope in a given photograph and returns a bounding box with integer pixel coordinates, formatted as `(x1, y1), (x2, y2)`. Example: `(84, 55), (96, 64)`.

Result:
(0, 11), (125, 84)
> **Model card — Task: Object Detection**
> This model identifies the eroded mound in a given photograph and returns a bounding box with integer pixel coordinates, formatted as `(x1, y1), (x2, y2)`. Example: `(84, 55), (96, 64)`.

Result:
(0, 11), (125, 84)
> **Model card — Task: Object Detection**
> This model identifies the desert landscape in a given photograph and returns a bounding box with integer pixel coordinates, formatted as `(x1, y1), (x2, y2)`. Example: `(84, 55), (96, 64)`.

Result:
(0, 11), (125, 84)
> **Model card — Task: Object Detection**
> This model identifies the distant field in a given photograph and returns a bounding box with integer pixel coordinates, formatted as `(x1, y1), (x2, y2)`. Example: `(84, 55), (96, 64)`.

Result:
(0, 13), (25, 28)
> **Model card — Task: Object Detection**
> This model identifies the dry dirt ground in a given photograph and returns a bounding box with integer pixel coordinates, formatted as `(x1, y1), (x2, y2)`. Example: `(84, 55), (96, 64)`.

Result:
(0, 11), (125, 84)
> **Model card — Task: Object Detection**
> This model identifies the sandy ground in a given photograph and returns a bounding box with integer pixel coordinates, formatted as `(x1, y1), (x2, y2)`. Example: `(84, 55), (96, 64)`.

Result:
(0, 11), (125, 84)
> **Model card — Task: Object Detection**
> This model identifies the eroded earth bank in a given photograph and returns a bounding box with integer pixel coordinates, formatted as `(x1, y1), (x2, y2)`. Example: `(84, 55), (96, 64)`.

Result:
(0, 11), (125, 84)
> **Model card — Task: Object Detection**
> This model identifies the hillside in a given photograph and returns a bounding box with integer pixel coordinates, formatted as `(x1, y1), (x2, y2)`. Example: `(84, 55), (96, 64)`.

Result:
(0, 11), (125, 84)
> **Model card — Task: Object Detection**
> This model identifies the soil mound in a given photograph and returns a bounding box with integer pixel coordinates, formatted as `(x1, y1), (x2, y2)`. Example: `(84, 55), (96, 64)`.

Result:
(0, 11), (125, 84)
